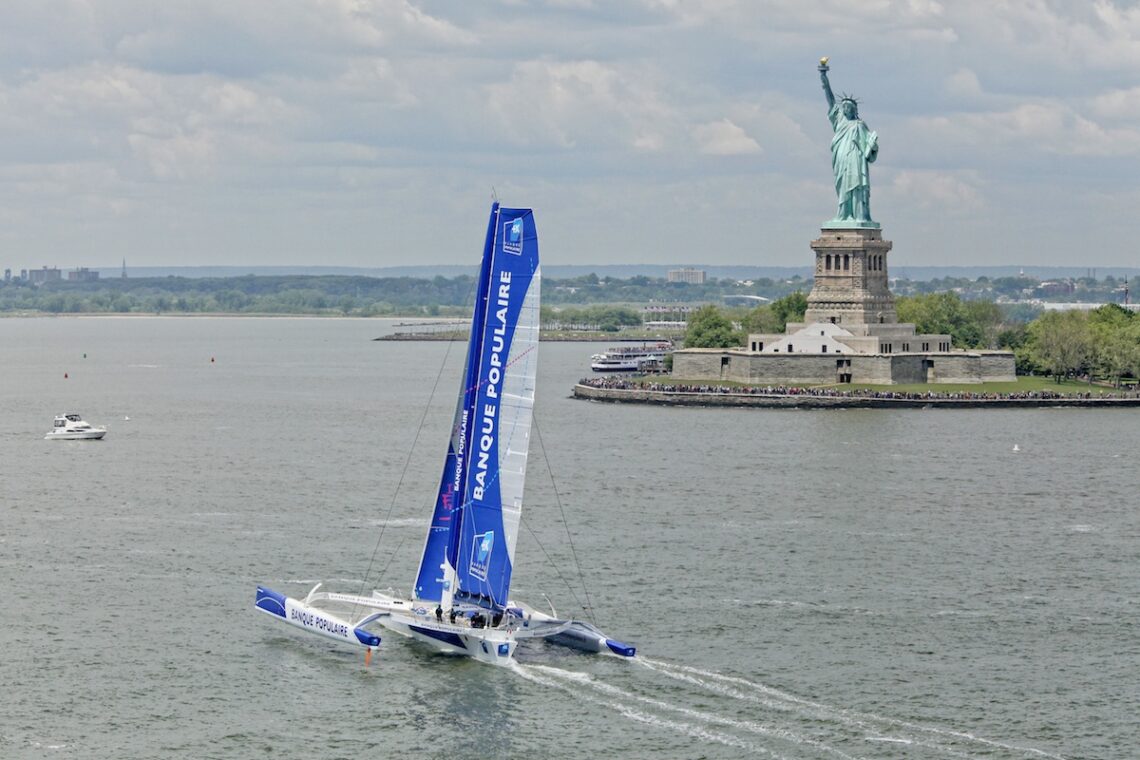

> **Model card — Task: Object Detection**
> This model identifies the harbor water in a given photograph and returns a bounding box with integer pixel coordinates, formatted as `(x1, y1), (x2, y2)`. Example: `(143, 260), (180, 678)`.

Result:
(1, 316), (1136, 759)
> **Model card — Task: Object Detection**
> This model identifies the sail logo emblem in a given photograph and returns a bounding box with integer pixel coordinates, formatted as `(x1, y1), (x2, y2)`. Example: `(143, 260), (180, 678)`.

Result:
(470, 530), (494, 581)
(502, 218), (524, 256)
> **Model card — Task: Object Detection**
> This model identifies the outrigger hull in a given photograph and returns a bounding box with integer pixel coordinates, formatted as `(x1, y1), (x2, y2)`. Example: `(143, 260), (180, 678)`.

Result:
(254, 586), (380, 650)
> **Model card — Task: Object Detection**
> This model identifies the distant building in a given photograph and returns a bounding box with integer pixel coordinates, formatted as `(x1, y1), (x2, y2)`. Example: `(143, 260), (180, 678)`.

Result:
(3, 269), (10, 283)
(28, 266), (62, 285)
(1040, 302), (1140, 313)
(643, 303), (699, 319)
(1035, 280), (1074, 297)
(667, 267), (706, 284)
(68, 267), (100, 282)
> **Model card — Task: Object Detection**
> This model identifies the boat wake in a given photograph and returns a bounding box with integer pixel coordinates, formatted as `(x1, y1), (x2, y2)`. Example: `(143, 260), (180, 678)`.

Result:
(366, 517), (425, 529)
(511, 661), (775, 756)
(510, 657), (1066, 759)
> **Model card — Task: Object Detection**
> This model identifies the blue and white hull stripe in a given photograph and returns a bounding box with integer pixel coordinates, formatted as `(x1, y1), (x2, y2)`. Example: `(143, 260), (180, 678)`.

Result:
(255, 586), (380, 649)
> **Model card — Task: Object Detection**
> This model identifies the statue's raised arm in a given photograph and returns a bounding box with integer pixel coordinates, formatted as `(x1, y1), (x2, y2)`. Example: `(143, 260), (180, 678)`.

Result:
(819, 57), (835, 110)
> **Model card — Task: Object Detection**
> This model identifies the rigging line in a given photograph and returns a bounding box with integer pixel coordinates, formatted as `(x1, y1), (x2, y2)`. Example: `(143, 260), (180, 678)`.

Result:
(518, 514), (587, 614)
(531, 414), (596, 625)
(372, 534), (409, 589)
(353, 283), (477, 613)
(354, 340), (456, 605)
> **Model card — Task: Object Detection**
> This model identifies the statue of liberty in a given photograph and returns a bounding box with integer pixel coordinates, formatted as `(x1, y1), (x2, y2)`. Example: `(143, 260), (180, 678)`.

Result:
(818, 58), (878, 226)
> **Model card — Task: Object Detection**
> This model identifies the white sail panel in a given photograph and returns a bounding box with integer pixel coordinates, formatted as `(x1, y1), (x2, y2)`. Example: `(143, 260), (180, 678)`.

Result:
(497, 267), (540, 568)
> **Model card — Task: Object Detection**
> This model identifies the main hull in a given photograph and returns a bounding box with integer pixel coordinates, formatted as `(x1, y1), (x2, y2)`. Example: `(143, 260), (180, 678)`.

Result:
(381, 613), (518, 665)
(45, 430), (106, 440)
(590, 361), (646, 372)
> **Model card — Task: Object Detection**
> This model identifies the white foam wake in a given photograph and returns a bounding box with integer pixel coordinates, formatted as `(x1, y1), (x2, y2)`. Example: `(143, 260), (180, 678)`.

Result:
(636, 657), (1067, 760)
(509, 661), (775, 756)
(525, 663), (861, 760)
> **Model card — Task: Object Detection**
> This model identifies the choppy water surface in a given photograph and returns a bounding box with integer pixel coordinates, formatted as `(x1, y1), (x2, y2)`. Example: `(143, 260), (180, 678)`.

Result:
(1, 317), (1136, 759)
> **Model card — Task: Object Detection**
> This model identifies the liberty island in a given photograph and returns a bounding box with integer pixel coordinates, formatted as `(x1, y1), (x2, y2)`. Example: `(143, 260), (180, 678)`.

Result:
(671, 59), (1017, 386)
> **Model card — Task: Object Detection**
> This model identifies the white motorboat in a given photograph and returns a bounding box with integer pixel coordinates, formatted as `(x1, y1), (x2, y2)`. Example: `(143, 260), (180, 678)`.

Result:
(45, 413), (107, 440)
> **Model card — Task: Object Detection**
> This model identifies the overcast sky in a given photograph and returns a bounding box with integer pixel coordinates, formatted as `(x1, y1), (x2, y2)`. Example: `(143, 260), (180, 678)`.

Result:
(2, 1), (1139, 271)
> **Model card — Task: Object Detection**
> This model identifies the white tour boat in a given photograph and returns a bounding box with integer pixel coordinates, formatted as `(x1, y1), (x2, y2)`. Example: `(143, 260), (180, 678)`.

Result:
(255, 202), (635, 666)
(590, 341), (673, 372)
(45, 413), (107, 440)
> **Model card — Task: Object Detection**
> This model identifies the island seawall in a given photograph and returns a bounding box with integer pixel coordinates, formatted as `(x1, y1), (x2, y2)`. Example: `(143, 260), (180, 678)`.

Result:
(572, 383), (1140, 409)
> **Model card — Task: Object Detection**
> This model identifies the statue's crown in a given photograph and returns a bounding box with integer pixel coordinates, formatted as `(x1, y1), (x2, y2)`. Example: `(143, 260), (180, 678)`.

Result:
(840, 93), (859, 105)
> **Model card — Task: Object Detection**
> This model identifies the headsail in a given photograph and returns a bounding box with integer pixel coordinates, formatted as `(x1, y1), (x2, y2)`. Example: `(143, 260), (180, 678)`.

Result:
(413, 204), (540, 610)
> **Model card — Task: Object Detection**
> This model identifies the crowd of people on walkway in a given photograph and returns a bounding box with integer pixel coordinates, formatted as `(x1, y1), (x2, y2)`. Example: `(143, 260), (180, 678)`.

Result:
(578, 376), (1140, 401)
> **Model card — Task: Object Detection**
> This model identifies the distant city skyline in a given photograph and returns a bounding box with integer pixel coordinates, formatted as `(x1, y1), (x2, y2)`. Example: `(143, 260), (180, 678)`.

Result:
(7, 263), (1140, 284)
(2, 2), (1139, 270)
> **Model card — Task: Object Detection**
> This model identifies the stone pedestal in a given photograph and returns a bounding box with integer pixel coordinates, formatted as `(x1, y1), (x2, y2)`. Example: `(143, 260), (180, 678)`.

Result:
(804, 226), (897, 325)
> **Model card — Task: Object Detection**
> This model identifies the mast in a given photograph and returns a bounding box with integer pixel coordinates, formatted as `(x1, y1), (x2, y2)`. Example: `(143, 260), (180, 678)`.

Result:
(413, 204), (500, 606)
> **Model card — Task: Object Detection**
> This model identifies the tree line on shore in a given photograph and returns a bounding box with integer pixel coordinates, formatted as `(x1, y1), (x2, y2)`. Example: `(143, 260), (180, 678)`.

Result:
(0, 274), (485, 317)
(3, 272), (1136, 385)
(5, 270), (1132, 318)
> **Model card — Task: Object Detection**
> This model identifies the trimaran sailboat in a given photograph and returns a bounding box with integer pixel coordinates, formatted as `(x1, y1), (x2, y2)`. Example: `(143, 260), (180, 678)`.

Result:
(255, 203), (635, 665)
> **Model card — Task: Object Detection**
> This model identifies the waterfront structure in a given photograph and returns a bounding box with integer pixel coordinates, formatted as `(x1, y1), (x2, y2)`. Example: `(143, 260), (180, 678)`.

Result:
(673, 60), (1015, 386)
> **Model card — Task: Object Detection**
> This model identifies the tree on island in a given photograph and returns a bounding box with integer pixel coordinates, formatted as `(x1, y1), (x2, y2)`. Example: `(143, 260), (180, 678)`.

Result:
(1025, 310), (1095, 383)
(771, 291), (808, 327)
(683, 304), (742, 348)
(741, 292), (808, 334)
(1088, 304), (1140, 388)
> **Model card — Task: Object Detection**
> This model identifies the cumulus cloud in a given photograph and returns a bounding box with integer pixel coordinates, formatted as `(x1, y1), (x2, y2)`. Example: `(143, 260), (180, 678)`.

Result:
(692, 119), (761, 155)
(0, 0), (1138, 267)
(944, 68), (983, 99)
(483, 59), (673, 151)
(889, 170), (984, 213)
(913, 100), (1140, 158)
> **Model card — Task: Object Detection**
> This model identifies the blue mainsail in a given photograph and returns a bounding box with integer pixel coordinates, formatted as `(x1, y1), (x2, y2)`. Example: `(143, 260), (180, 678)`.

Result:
(413, 204), (540, 609)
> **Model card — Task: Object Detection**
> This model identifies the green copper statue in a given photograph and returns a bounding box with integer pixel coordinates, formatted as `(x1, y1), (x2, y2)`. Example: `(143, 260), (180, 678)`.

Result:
(819, 57), (878, 226)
